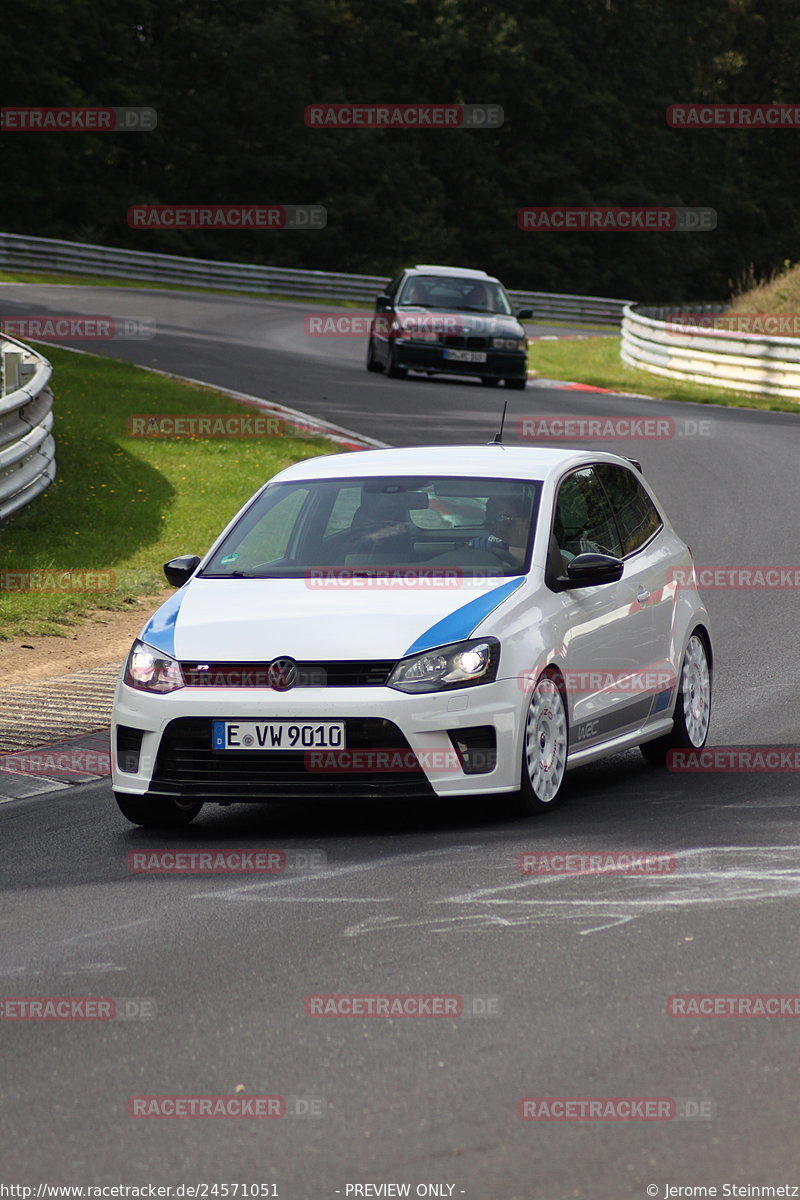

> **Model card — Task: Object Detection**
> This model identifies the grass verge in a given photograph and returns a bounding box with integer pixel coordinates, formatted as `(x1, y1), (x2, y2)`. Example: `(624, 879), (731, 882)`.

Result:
(528, 335), (800, 414)
(0, 346), (336, 638)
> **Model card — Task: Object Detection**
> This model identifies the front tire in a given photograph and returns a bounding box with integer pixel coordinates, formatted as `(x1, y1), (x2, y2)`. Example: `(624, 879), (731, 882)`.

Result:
(115, 792), (204, 828)
(510, 670), (569, 814)
(366, 336), (382, 372)
(640, 631), (712, 764)
(386, 344), (408, 379)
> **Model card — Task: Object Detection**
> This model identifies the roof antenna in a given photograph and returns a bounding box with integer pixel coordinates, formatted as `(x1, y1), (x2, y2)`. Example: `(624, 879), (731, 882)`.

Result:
(489, 399), (508, 445)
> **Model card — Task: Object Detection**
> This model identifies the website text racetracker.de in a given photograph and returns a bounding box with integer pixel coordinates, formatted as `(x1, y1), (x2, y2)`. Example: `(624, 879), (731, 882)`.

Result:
(517, 206), (716, 231)
(0, 1188), (278, 1198)
(126, 205), (326, 229)
(517, 416), (713, 440)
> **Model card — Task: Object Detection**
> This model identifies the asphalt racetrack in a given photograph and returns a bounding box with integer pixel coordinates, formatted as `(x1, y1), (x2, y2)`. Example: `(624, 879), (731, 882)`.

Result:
(1, 283), (799, 1197)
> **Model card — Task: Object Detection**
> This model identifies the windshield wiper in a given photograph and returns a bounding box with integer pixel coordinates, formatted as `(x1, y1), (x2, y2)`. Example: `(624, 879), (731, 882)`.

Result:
(199, 569), (262, 579)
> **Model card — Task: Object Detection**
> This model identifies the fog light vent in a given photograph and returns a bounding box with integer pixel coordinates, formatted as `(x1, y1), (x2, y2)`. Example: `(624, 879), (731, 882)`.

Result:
(117, 726), (145, 774)
(448, 725), (497, 774)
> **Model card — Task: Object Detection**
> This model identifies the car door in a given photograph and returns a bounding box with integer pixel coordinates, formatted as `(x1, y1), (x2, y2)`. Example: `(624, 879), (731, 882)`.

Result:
(593, 462), (675, 716)
(550, 467), (660, 750)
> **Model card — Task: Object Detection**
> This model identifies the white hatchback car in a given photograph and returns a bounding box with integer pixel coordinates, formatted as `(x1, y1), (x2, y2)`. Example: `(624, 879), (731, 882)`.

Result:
(112, 445), (712, 827)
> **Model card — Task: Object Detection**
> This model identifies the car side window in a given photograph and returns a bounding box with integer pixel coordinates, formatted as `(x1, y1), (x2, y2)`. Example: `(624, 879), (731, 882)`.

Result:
(553, 468), (623, 563)
(594, 464), (662, 555)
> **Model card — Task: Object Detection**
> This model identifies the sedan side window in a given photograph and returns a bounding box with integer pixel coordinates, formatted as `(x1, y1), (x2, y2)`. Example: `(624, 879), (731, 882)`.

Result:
(594, 464), (662, 555)
(554, 468), (623, 563)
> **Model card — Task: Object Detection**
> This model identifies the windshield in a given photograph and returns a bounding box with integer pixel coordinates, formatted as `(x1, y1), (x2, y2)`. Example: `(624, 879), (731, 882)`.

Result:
(202, 476), (541, 578)
(397, 276), (514, 315)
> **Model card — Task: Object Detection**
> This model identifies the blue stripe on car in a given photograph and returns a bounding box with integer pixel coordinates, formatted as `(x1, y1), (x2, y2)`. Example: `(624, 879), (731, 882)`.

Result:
(140, 586), (189, 658)
(403, 577), (525, 656)
(652, 688), (673, 714)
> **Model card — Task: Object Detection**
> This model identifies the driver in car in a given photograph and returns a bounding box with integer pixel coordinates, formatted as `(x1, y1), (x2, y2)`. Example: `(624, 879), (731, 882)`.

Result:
(468, 495), (529, 567)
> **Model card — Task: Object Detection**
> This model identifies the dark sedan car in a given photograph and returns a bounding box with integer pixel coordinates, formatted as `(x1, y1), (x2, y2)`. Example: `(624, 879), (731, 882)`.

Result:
(366, 265), (532, 388)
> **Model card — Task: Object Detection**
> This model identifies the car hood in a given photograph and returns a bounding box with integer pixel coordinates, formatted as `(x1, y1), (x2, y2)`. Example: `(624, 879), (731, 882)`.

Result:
(397, 310), (524, 338)
(138, 576), (526, 662)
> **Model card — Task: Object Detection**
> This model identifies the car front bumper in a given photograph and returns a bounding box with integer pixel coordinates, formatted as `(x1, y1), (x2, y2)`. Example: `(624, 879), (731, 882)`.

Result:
(111, 676), (527, 802)
(392, 342), (528, 379)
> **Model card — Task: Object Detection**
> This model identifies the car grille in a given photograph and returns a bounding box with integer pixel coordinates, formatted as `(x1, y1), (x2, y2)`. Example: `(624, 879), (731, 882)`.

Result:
(180, 660), (395, 688)
(148, 717), (436, 802)
(442, 335), (489, 351)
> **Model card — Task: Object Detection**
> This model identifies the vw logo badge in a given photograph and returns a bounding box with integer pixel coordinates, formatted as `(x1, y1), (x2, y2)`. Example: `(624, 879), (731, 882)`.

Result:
(268, 657), (298, 691)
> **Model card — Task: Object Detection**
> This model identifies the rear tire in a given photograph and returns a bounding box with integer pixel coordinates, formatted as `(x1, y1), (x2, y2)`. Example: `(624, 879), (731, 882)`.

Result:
(640, 631), (712, 764)
(480, 377), (500, 387)
(508, 670), (569, 814)
(505, 377), (527, 390)
(115, 792), (204, 828)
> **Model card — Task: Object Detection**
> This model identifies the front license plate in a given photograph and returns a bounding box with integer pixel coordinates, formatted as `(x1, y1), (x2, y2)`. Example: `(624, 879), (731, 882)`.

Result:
(212, 720), (346, 751)
(443, 349), (487, 363)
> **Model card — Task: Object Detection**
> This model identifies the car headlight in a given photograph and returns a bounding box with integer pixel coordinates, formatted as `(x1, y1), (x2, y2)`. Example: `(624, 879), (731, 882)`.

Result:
(388, 638), (500, 694)
(491, 337), (526, 350)
(124, 639), (185, 694)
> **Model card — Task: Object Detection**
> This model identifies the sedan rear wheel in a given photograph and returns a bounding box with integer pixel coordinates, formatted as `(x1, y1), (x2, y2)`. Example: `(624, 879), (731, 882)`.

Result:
(115, 792), (204, 828)
(640, 631), (712, 764)
(510, 671), (569, 814)
(505, 377), (527, 390)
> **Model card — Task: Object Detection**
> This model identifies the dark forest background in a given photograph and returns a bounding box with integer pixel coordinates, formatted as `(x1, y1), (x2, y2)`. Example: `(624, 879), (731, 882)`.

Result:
(2, 0), (799, 300)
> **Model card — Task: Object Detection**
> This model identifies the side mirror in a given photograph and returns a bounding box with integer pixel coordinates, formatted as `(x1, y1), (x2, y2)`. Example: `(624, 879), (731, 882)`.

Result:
(561, 552), (624, 588)
(517, 307), (533, 319)
(164, 554), (201, 588)
(375, 295), (392, 311)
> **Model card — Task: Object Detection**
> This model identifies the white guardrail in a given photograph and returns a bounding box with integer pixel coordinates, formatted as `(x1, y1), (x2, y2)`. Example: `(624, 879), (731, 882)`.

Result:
(622, 304), (800, 400)
(0, 232), (630, 325)
(0, 334), (55, 521)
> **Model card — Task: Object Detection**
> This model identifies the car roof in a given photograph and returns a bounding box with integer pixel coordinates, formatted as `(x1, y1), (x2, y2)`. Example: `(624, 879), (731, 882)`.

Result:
(409, 265), (497, 282)
(271, 445), (632, 485)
